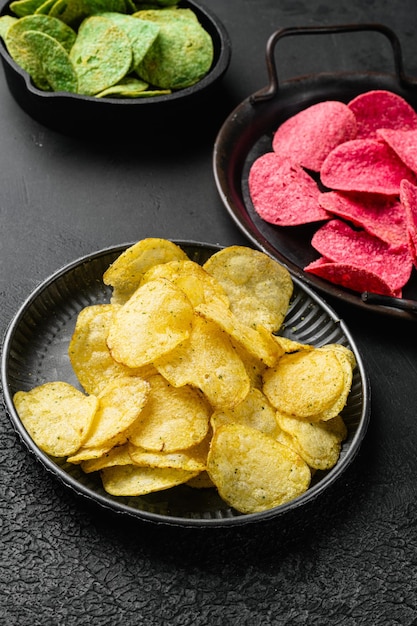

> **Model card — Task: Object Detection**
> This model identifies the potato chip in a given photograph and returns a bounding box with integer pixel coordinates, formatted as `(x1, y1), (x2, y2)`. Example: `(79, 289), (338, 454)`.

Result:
(248, 152), (329, 226)
(154, 315), (250, 409)
(69, 376), (150, 460)
(203, 245), (293, 332)
(319, 191), (407, 248)
(347, 89), (417, 139)
(69, 16), (132, 95)
(195, 299), (282, 367)
(13, 381), (98, 457)
(5, 14), (76, 51)
(304, 257), (401, 297)
(0, 15), (18, 39)
(68, 303), (155, 395)
(80, 442), (132, 473)
(140, 259), (229, 308)
(127, 374), (210, 452)
(262, 349), (346, 420)
(134, 8), (213, 89)
(272, 100), (357, 172)
(98, 12), (159, 70)
(107, 278), (194, 368)
(128, 430), (210, 471)
(275, 412), (347, 470)
(103, 238), (188, 304)
(273, 335), (313, 354)
(101, 464), (198, 496)
(9, 0), (46, 17)
(207, 424), (311, 514)
(377, 128), (417, 176)
(211, 387), (280, 438)
(320, 138), (417, 195)
(310, 219), (413, 293)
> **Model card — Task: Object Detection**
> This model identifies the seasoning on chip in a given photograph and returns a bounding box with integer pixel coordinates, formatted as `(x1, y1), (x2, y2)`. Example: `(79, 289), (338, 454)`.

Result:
(347, 89), (417, 139)
(320, 138), (417, 195)
(248, 152), (330, 226)
(272, 100), (357, 172)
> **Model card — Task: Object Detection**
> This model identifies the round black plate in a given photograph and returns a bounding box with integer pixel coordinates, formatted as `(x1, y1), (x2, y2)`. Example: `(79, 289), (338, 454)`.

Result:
(1, 241), (370, 527)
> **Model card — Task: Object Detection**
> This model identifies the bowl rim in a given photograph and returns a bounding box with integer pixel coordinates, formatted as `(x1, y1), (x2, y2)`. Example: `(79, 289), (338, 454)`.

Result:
(0, 0), (232, 104)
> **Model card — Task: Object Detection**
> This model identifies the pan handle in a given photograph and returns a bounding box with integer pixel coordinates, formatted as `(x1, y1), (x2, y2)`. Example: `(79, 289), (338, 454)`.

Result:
(251, 23), (408, 103)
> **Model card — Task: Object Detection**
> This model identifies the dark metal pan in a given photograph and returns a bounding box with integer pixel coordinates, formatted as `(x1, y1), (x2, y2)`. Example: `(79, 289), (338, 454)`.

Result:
(213, 23), (417, 321)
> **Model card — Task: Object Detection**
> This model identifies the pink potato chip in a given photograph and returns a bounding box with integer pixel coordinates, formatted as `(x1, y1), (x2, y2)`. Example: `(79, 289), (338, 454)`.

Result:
(377, 128), (417, 175)
(248, 152), (330, 226)
(319, 190), (407, 247)
(272, 101), (357, 172)
(310, 219), (413, 292)
(304, 257), (400, 297)
(400, 179), (417, 268)
(320, 138), (417, 195)
(347, 90), (417, 139)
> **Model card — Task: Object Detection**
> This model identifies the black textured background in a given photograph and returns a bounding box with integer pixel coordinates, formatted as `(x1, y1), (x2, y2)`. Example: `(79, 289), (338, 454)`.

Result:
(2, 1), (417, 624)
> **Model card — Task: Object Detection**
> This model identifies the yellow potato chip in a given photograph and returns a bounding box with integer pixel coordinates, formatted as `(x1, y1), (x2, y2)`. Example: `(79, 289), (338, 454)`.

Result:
(262, 348), (345, 419)
(140, 259), (229, 307)
(68, 303), (155, 395)
(70, 376), (150, 457)
(310, 347), (354, 421)
(211, 387), (280, 438)
(107, 278), (194, 368)
(13, 381), (98, 457)
(203, 245), (293, 332)
(80, 443), (132, 473)
(195, 299), (283, 367)
(207, 424), (311, 513)
(101, 464), (198, 496)
(273, 335), (314, 354)
(127, 374), (210, 452)
(276, 412), (348, 470)
(103, 238), (188, 304)
(128, 432), (210, 471)
(154, 315), (250, 409)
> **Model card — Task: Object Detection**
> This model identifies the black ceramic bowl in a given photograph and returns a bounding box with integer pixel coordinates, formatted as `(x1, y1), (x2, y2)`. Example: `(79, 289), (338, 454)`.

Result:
(1, 241), (370, 528)
(0, 0), (231, 135)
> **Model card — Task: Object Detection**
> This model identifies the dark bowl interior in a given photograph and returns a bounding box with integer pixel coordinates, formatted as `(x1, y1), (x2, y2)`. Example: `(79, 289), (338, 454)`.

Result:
(0, 0), (231, 135)
(1, 241), (370, 528)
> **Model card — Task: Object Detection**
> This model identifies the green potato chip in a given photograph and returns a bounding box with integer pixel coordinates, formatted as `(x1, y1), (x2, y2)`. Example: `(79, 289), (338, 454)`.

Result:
(0, 15), (18, 39)
(9, 0), (46, 17)
(69, 15), (132, 95)
(134, 8), (214, 90)
(83, 0), (127, 15)
(48, 0), (87, 28)
(96, 77), (171, 98)
(22, 30), (78, 91)
(5, 14), (77, 52)
(99, 12), (159, 70)
(35, 0), (58, 15)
